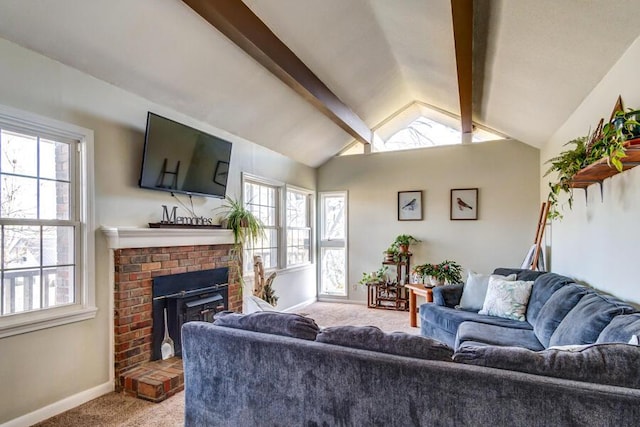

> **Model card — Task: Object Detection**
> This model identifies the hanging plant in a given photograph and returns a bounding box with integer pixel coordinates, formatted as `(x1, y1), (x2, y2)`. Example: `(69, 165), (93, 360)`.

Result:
(544, 107), (639, 220)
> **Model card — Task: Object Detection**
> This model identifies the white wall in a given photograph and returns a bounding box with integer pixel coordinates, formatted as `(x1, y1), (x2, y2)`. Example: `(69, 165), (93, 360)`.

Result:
(540, 36), (640, 305)
(318, 140), (540, 302)
(0, 38), (316, 424)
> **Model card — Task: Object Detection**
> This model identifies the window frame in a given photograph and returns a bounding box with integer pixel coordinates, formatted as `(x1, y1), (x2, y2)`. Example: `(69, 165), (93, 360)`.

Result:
(242, 174), (281, 273)
(284, 185), (313, 268)
(241, 173), (314, 275)
(318, 191), (348, 298)
(0, 104), (96, 338)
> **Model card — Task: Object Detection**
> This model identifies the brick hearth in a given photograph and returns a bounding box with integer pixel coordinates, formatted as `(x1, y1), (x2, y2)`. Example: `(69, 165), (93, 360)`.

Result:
(112, 241), (241, 399)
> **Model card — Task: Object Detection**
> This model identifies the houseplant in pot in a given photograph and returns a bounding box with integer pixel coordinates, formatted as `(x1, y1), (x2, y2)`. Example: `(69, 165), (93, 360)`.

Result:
(216, 196), (265, 297)
(414, 260), (462, 286)
(393, 234), (420, 253)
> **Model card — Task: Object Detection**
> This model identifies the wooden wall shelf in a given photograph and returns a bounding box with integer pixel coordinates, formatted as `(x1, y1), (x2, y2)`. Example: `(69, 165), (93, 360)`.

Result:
(569, 138), (640, 189)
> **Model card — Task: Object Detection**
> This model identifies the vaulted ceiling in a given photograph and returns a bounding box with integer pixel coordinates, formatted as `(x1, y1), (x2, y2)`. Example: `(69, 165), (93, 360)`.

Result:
(1, 0), (640, 167)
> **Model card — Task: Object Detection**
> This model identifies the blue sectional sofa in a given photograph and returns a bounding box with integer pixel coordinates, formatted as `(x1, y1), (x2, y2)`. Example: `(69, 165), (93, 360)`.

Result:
(182, 295), (640, 426)
(419, 268), (639, 351)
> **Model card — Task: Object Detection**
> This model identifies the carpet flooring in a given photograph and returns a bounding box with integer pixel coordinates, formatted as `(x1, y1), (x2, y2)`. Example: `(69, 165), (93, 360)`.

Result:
(35, 302), (418, 426)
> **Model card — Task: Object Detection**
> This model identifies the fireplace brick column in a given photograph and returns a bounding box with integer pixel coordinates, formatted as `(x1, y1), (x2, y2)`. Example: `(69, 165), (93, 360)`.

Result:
(113, 243), (241, 385)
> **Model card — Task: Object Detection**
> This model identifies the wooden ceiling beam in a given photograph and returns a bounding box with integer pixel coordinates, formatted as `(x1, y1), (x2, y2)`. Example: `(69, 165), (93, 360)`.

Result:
(182, 0), (373, 145)
(451, 0), (474, 135)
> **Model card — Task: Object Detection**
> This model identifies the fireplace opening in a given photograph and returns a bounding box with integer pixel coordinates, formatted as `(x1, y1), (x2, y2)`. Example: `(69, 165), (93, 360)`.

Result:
(151, 268), (229, 360)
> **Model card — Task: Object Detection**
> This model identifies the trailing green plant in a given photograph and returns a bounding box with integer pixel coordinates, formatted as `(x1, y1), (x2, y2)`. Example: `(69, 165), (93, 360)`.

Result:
(216, 196), (265, 245)
(544, 136), (588, 219)
(216, 196), (266, 297)
(544, 108), (640, 220)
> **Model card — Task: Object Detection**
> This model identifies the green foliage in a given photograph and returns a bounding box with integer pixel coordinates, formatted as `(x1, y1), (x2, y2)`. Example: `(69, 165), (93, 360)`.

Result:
(216, 196), (265, 245)
(545, 108), (639, 220)
(543, 136), (588, 219)
(413, 260), (462, 285)
(359, 266), (389, 285)
(393, 234), (420, 246)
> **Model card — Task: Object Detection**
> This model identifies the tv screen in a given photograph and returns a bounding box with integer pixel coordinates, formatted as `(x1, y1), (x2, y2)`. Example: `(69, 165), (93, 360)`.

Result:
(139, 112), (232, 198)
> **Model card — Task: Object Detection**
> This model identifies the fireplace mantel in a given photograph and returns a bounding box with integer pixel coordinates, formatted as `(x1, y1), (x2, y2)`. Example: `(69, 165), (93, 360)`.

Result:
(101, 226), (235, 249)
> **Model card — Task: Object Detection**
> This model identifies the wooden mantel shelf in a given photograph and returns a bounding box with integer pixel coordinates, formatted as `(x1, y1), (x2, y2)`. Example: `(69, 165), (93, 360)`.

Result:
(569, 138), (640, 189)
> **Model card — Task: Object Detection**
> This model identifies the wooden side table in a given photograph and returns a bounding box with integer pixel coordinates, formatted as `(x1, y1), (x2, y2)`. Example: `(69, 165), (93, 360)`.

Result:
(405, 283), (434, 327)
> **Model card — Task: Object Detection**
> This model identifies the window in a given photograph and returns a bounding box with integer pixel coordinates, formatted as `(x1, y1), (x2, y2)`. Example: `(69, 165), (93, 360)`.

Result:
(242, 174), (314, 273)
(339, 101), (505, 156)
(243, 180), (279, 272)
(319, 192), (347, 297)
(0, 104), (96, 338)
(286, 188), (311, 267)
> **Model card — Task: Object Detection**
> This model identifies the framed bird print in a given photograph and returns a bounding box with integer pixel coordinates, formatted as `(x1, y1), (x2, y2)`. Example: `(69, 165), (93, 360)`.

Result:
(398, 190), (423, 221)
(450, 188), (478, 220)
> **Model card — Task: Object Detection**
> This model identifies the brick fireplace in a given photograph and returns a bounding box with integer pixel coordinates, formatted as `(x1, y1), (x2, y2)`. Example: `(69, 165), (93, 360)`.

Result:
(102, 227), (240, 401)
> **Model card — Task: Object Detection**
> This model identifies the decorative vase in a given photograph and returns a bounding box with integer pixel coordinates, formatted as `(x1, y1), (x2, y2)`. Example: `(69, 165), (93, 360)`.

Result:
(429, 276), (444, 287)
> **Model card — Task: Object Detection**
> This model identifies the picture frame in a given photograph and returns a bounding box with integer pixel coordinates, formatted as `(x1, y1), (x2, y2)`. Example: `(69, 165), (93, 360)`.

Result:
(450, 188), (478, 220)
(398, 190), (423, 221)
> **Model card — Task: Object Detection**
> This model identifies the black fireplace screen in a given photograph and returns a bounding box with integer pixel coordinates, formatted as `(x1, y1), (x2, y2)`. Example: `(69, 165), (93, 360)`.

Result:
(151, 268), (229, 359)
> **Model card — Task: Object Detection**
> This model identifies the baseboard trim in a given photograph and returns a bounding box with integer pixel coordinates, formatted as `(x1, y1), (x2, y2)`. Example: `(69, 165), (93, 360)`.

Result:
(282, 297), (317, 313)
(2, 381), (114, 427)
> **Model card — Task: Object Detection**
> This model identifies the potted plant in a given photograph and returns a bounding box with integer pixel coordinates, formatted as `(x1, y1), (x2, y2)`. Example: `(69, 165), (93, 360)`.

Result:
(393, 234), (420, 253)
(383, 245), (400, 262)
(216, 196), (265, 295)
(216, 196), (264, 245)
(413, 260), (462, 286)
(545, 107), (640, 220)
(544, 136), (588, 219)
(359, 266), (388, 286)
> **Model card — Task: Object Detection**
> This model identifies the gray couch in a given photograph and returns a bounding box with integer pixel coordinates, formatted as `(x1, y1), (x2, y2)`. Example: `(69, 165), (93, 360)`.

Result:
(419, 268), (639, 350)
(182, 306), (640, 426)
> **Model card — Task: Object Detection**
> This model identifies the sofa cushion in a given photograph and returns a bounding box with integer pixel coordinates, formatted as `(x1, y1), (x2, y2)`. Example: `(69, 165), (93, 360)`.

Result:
(455, 321), (544, 351)
(453, 342), (640, 389)
(478, 278), (533, 321)
(420, 304), (533, 340)
(549, 293), (636, 346)
(533, 284), (589, 347)
(492, 268), (547, 282)
(458, 272), (516, 311)
(525, 273), (575, 326)
(316, 325), (453, 361)
(213, 311), (320, 341)
(432, 283), (464, 307)
(596, 313), (640, 344)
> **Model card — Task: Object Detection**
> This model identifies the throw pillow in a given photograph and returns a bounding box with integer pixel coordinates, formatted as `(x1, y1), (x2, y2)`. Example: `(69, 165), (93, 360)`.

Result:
(213, 311), (320, 341)
(458, 272), (516, 311)
(453, 343), (640, 389)
(478, 277), (534, 322)
(316, 325), (453, 361)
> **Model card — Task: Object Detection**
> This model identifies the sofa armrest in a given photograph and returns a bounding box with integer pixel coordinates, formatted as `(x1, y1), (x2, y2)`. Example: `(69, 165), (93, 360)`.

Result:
(432, 283), (464, 307)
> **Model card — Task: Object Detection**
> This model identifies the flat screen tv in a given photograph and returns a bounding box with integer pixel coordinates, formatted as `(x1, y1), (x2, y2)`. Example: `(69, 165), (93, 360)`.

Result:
(139, 112), (232, 198)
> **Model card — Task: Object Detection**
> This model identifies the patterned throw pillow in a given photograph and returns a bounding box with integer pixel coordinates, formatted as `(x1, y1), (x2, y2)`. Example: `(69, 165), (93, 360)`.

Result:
(478, 277), (534, 321)
(457, 272), (517, 311)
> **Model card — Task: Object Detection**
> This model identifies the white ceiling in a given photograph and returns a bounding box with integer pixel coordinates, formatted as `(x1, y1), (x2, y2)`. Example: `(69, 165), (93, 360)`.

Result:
(0, 0), (639, 167)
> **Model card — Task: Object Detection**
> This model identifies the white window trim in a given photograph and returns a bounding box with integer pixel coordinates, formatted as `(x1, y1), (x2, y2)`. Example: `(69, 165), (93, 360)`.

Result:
(318, 191), (348, 298)
(242, 173), (282, 274)
(0, 104), (96, 339)
(284, 184), (314, 269)
(241, 173), (315, 275)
